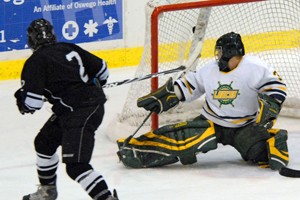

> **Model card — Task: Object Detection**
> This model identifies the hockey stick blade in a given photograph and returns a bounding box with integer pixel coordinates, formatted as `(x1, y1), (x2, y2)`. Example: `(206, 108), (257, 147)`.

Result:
(103, 66), (186, 88)
(279, 167), (300, 178)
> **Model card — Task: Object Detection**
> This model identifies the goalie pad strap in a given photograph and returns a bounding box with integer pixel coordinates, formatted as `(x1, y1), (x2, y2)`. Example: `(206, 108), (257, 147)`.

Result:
(117, 147), (179, 168)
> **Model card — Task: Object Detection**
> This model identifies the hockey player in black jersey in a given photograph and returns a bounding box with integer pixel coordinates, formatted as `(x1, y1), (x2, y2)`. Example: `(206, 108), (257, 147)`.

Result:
(15, 18), (118, 200)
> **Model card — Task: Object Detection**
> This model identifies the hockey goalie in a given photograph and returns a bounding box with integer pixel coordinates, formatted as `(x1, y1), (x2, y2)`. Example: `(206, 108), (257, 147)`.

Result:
(116, 32), (289, 171)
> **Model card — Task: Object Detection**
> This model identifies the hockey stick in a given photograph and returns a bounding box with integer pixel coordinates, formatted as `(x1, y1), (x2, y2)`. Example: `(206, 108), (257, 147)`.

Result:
(102, 66), (185, 88)
(174, 8), (211, 79)
(105, 9), (211, 89)
(279, 167), (300, 178)
(121, 111), (153, 149)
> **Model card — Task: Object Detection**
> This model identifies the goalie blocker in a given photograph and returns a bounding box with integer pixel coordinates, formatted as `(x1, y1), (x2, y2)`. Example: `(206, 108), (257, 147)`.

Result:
(137, 77), (180, 114)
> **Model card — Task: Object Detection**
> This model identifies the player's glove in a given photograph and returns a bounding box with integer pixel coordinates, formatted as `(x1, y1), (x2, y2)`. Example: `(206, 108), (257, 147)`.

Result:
(92, 78), (107, 88)
(137, 77), (179, 114)
(14, 89), (35, 115)
(256, 93), (281, 129)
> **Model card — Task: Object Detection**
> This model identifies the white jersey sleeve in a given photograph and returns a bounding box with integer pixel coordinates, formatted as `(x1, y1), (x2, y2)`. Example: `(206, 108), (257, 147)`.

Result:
(250, 56), (286, 103)
(174, 62), (213, 102)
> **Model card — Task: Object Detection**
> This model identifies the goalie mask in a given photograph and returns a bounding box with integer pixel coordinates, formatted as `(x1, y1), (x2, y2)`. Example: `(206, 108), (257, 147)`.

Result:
(27, 18), (57, 50)
(215, 32), (245, 72)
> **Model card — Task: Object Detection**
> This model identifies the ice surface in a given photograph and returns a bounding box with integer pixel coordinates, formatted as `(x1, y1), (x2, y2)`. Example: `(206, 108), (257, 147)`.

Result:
(1, 66), (299, 200)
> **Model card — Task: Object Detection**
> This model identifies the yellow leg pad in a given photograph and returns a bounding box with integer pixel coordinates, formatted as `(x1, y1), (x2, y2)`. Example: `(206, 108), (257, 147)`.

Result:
(117, 120), (217, 166)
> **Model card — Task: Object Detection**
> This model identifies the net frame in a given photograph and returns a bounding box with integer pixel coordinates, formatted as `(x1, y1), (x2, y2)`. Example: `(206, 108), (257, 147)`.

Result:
(149, 0), (266, 129)
(113, 0), (300, 142)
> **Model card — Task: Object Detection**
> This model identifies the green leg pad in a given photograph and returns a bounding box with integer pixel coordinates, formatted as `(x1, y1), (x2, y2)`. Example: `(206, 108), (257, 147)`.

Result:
(267, 129), (289, 170)
(117, 144), (178, 168)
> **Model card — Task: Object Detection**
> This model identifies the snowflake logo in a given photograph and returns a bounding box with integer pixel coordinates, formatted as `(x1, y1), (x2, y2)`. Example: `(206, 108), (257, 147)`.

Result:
(84, 20), (98, 37)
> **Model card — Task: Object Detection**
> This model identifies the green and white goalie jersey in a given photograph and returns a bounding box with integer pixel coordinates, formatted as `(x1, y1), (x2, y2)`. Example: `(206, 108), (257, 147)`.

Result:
(175, 55), (287, 128)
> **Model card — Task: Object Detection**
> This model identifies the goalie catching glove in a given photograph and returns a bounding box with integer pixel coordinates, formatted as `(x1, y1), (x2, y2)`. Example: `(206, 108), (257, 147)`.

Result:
(256, 93), (281, 129)
(137, 77), (180, 114)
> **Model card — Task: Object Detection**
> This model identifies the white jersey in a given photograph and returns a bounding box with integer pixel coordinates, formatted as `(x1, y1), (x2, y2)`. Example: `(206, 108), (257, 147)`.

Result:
(175, 55), (287, 128)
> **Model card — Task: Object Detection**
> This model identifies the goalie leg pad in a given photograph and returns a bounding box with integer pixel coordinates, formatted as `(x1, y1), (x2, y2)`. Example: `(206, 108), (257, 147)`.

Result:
(117, 145), (179, 168)
(117, 117), (217, 168)
(267, 129), (289, 170)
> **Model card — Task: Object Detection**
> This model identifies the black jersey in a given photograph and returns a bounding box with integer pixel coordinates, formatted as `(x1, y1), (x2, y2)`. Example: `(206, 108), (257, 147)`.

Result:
(18, 42), (108, 114)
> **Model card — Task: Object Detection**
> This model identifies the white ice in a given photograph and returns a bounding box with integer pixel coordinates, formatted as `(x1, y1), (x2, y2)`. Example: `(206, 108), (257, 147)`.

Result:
(1, 66), (300, 200)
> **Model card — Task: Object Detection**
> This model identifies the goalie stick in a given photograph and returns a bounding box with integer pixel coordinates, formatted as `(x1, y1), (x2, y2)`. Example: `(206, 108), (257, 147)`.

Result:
(102, 66), (186, 88)
(174, 8), (211, 79)
(121, 111), (153, 149)
(105, 8), (211, 89)
(279, 167), (300, 178)
(186, 8), (211, 70)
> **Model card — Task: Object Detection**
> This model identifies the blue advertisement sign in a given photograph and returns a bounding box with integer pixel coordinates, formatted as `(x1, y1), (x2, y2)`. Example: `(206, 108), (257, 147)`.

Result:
(0, 0), (123, 52)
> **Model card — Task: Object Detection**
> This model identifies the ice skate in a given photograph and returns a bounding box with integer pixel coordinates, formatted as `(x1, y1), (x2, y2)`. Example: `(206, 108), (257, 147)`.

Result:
(22, 185), (57, 200)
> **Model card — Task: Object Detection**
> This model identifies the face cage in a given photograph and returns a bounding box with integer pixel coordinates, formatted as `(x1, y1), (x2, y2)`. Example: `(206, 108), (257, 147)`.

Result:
(214, 46), (223, 62)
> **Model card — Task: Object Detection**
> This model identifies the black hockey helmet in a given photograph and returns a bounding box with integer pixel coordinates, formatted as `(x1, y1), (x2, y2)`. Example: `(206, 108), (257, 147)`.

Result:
(215, 32), (245, 72)
(27, 18), (57, 50)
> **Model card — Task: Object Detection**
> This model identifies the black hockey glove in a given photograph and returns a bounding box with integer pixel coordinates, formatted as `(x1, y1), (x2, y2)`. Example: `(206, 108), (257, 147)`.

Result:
(137, 77), (179, 114)
(14, 89), (35, 115)
(256, 93), (281, 129)
(92, 78), (107, 88)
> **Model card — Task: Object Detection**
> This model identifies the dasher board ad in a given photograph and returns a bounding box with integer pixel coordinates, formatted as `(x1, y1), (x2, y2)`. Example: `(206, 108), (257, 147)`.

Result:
(0, 0), (123, 52)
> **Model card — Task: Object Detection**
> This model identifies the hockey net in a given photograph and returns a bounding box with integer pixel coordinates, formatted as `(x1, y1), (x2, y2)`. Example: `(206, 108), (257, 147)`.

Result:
(107, 0), (300, 141)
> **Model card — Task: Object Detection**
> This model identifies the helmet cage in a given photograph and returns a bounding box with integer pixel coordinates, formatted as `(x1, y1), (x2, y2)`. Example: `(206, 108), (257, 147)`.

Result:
(214, 46), (223, 62)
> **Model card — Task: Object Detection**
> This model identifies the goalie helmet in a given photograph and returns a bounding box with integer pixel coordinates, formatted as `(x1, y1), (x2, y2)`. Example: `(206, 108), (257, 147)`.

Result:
(27, 18), (57, 50)
(215, 32), (245, 72)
